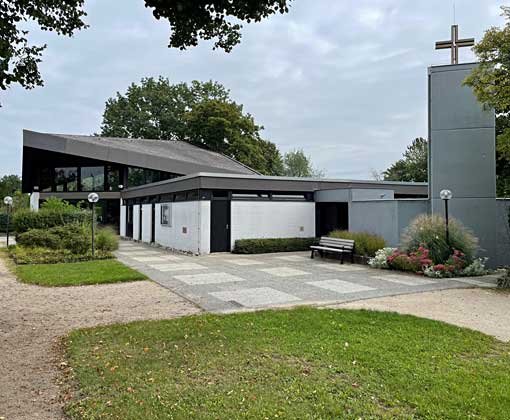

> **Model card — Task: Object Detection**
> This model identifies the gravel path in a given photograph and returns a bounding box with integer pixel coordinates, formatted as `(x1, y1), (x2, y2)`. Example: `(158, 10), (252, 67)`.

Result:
(0, 258), (201, 420)
(333, 288), (510, 342)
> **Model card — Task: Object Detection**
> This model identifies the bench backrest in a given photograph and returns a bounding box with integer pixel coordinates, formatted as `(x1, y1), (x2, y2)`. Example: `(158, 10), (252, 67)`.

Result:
(319, 237), (355, 250)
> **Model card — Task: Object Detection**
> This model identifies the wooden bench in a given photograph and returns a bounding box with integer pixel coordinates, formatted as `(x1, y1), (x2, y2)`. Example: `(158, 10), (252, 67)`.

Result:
(310, 237), (355, 264)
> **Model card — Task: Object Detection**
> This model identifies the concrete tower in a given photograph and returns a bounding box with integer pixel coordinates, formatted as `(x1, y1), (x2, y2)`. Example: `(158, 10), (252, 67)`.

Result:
(428, 63), (498, 264)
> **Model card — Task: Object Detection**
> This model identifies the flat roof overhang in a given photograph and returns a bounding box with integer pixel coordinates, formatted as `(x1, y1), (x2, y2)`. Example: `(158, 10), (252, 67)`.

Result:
(120, 172), (428, 199)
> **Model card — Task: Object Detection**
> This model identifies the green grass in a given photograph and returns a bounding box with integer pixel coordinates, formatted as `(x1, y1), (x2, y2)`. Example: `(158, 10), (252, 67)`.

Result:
(15, 259), (147, 287)
(65, 308), (510, 419)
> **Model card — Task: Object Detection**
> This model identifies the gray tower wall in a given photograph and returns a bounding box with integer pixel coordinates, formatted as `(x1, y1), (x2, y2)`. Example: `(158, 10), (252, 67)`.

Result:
(428, 63), (500, 265)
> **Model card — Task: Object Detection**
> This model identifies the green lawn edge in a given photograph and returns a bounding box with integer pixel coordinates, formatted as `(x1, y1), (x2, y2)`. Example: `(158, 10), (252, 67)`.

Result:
(63, 307), (510, 419)
(13, 259), (147, 287)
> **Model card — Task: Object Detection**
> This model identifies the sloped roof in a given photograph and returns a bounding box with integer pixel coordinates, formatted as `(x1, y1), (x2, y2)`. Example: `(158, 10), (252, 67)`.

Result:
(23, 130), (258, 175)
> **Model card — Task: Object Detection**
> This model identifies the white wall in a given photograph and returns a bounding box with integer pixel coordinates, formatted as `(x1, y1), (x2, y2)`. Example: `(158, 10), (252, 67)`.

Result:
(133, 204), (140, 241)
(230, 201), (315, 249)
(154, 201), (210, 254)
(120, 205), (126, 237)
(141, 204), (152, 243)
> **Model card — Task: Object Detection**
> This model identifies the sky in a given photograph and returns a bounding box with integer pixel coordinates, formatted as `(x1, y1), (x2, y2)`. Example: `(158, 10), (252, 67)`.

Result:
(0, 0), (508, 179)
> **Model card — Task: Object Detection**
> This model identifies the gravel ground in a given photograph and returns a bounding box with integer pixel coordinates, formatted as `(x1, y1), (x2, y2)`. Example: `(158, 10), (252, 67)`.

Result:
(0, 257), (201, 420)
(333, 288), (510, 342)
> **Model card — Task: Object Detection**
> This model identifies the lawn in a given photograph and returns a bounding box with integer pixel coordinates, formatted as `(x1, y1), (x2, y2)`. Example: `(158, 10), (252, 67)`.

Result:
(15, 259), (147, 286)
(65, 308), (510, 419)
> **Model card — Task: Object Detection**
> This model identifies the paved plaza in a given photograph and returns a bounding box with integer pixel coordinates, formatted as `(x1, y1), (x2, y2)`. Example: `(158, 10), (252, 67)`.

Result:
(116, 240), (498, 313)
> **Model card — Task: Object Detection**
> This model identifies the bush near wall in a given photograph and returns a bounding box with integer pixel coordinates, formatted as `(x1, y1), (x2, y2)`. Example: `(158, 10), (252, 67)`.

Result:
(0, 213), (8, 233)
(233, 238), (318, 254)
(328, 231), (386, 257)
(13, 208), (90, 234)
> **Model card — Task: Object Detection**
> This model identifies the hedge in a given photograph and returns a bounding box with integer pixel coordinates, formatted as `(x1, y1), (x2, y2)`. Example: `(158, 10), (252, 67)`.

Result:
(13, 208), (90, 234)
(9, 246), (114, 265)
(233, 237), (318, 254)
(328, 230), (387, 257)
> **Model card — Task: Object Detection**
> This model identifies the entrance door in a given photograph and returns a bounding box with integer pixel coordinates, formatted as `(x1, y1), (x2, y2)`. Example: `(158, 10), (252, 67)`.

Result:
(210, 200), (231, 252)
(151, 204), (156, 243)
(139, 205), (143, 240)
(126, 205), (134, 238)
(316, 202), (349, 237)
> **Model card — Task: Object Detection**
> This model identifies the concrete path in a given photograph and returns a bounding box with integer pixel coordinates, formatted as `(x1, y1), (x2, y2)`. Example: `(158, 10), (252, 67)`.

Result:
(116, 240), (498, 313)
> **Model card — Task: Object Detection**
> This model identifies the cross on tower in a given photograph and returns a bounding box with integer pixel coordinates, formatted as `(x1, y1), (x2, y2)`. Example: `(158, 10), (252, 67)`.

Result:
(435, 25), (475, 65)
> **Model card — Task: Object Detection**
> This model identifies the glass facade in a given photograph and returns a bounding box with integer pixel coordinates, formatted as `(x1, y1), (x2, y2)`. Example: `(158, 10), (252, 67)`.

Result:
(37, 165), (179, 192)
(55, 167), (78, 192)
(80, 166), (104, 191)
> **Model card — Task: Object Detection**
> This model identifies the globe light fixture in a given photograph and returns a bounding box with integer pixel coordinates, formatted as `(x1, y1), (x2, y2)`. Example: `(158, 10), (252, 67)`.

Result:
(3, 196), (13, 247)
(87, 193), (99, 256)
(440, 189), (453, 246)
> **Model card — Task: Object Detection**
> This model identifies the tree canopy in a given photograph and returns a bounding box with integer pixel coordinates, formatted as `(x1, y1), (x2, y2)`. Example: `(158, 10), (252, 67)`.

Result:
(383, 138), (428, 183)
(464, 7), (510, 197)
(282, 149), (324, 178)
(99, 78), (283, 175)
(144, 0), (292, 52)
(0, 1), (87, 98)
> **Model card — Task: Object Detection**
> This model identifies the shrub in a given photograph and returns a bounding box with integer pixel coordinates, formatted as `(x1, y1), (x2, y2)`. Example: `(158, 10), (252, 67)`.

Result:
(10, 246), (113, 265)
(498, 268), (510, 288)
(462, 258), (490, 277)
(17, 229), (61, 249)
(233, 238), (318, 254)
(96, 227), (119, 252)
(16, 223), (91, 254)
(13, 207), (89, 234)
(328, 231), (386, 257)
(368, 247), (396, 269)
(387, 247), (432, 273)
(401, 214), (478, 264)
(0, 213), (8, 233)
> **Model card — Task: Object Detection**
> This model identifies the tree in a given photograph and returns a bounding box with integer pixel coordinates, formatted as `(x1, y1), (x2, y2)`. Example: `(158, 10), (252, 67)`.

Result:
(464, 7), (510, 197)
(282, 149), (324, 178)
(0, 1), (87, 99)
(0, 174), (21, 198)
(383, 138), (428, 182)
(184, 99), (283, 175)
(100, 78), (283, 175)
(144, 0), (293, 52)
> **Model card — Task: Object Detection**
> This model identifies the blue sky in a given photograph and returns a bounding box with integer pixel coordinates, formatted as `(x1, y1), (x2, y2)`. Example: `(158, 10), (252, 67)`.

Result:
(0, 0), (507, 178)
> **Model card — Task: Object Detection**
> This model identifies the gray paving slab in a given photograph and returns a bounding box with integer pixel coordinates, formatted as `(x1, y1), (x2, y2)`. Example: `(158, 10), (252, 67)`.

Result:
(116, 241), (498, 313)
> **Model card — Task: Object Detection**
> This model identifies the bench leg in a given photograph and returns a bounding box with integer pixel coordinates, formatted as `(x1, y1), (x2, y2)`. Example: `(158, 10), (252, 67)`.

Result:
(351, 252), (354, 264)
(311, 250), (314, 259)
(341, 252), (344, 265)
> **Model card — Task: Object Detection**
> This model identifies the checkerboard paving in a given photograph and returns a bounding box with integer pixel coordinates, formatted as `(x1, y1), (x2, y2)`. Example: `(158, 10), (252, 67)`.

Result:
(223, 259), (265, 266)
(132, 255), (182, 263)
(173, 272), (245, 285)
(371, 274), (437, 286)
(148, 262), (207, 272)
(115, 242), (497, 313)
(308, 279), (375, 294)
(258, 267), (310, 277)
(210, 287), (301, 307)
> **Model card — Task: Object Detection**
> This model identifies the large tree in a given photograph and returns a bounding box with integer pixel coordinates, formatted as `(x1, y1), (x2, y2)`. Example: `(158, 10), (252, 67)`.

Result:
(145, 0), (293, 52)
(383, 137), (428, 182)
(1, 1), (291, 101)
(99, 78), (283, 175)
(464, 6), (510, 197)
(0, 1), (87, 98)
(0, 174), (21, 198)
(282, 149), (324, 178)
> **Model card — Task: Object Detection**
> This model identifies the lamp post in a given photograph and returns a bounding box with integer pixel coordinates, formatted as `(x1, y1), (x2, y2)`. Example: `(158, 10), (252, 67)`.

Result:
(440, 189), (453, 246)
(3, 196), (13, 247)
(88, 193), (99, 256)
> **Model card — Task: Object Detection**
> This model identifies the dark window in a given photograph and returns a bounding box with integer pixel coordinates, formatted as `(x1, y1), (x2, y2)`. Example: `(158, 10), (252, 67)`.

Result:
(40, 168), (53, 192)
(106, 166), (120, 191)
(127, 167), (145, 187)
(80, 166), (104, 191)
(161, 204), (171, 226)
(55, 167), (77, 192)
